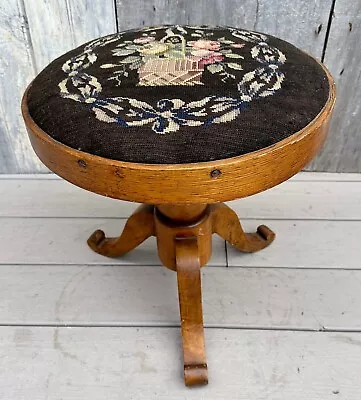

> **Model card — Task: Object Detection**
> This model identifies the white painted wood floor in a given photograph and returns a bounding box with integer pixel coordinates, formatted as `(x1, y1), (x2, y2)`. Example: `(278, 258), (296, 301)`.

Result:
(0, 172), (361, 399)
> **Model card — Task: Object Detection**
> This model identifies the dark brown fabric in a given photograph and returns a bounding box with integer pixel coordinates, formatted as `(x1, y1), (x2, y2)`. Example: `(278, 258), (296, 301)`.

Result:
(27, 25), (330, 164)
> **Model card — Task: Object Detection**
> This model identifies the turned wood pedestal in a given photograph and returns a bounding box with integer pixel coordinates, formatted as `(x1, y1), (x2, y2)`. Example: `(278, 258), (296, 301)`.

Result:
(88, 203), (275, 386)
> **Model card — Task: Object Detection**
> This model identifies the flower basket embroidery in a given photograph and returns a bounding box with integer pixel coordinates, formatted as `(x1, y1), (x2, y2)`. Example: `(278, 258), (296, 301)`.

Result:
(138, 58), (204, 86)
(138, 33), (205, 86)
(58, 26), (286, 134)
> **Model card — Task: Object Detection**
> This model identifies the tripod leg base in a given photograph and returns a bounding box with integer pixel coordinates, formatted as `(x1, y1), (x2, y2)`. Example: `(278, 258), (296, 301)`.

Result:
(87, 202), (276, 387)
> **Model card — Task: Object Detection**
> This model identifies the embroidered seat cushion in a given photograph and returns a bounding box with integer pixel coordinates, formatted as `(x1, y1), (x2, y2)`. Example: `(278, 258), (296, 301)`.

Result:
(27, 25), (330, 164)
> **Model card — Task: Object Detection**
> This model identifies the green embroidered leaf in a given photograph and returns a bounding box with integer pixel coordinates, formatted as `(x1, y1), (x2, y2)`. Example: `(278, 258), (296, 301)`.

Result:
(120, 56), (141, 64)
(220, 49), (232, 54)
(225, 53), (244, 59)
(207, 64), (224, 74)
(227, 62), (243, 70)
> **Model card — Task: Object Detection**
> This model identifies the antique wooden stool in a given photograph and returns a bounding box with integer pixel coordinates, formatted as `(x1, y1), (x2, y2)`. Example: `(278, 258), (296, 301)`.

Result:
(22, 25), (335, 387)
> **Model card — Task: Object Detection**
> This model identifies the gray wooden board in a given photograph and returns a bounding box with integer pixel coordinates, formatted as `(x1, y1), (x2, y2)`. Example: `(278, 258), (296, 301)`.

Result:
(0, 217), (226, 266)
(23, 0), (117, 71)
(0, 172), (359, 397)
(308, 0), (361, 172)
(0, 0), (45, 174)
(0, 0), (116, 175)
(287, 172), (361, 181)
(2, 0), (361, 173)
(0, 217), (358, 268)
(0, 326), (360, 399)
(1, 264), (360, 331)
(115, 0), (331, 55)
(1, 176), (360, 219)
(227, 219), (361, 268)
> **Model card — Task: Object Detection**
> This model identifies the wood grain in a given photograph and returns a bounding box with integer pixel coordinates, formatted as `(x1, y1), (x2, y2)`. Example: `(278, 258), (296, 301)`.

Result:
(154, 205), (212, 270)
(3, 171), (361, 181)
(0, 217), (226, 266)
(86, 200), (275, 385)
(212, 203), (275, 252)
(2, 264), (361, 330)
(227, 219), (361, 269)
(87, 204), (155, 257)
(115, 0), (332, 56)
(0, 217), (360, 269)
(23, 0), (117, 71)
(308, 0), (361, 172)
(0, 174), (360, 394)
(3, 0), (361, 173)
(1, 174), (361, 219)
(22, 61), (335, 204)
(1, 326), (361, 398)
(0, 0), (45, 173)
(175, 237), (208, 386)
(0, 0), (116, 174)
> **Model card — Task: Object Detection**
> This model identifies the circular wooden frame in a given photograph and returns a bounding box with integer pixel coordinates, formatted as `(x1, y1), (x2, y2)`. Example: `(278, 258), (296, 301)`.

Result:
(22, 60), (335, 204)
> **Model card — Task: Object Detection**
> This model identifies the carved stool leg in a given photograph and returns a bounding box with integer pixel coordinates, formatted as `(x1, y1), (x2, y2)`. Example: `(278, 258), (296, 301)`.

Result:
(175, 237), (208, 386)
(87, 204), (155, 257)
(212, 203), (275, 252)
(154, 205), (210, 386)
(87, 201), (275, 387)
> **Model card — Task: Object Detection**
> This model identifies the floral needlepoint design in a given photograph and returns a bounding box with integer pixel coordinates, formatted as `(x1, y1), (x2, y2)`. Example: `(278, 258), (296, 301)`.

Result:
(133, 37), (155, 44)
(59, 25), (286, 134)
(188, 39), (221, 51)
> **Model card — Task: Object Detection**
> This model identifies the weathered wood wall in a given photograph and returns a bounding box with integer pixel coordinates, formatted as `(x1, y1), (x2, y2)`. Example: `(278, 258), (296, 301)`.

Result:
(0, 0), (359, 173)
(0, 0), (117, 173)
(308, 0), (361, 172)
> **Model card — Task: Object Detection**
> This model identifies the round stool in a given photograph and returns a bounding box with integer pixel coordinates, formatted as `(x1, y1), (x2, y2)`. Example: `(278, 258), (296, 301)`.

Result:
(22, 25), (335, 387)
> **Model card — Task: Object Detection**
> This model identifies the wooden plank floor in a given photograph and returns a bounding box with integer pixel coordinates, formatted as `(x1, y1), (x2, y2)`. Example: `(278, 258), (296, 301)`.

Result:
(0, 172), (360, 399)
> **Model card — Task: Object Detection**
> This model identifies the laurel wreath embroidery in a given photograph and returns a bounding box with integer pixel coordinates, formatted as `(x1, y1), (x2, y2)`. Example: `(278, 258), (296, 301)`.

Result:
(58, 26), (286, 134)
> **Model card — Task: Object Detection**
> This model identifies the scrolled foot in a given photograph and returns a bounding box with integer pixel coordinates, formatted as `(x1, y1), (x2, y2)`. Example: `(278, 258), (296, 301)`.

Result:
(212, 203), (275, 253)
(87, 204), (155, 257)
(184, 363), (208, 387)
(87, 229), (106, 248)
(257, 224), (275, 241)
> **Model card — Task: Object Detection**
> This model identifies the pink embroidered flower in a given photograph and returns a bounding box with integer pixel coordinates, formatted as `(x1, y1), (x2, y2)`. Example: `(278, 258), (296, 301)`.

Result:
(200, 53), (224, 67)
(191, 49), (213, 58)
(133, 36), (155, 44)
(231, 43), (245, 49)
(188, 39), (221, 51)
(193, 50), (224, 67)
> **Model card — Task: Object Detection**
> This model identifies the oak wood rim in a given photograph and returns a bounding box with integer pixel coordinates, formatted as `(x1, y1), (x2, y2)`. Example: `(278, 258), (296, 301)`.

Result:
(22, 58), (335, 204)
